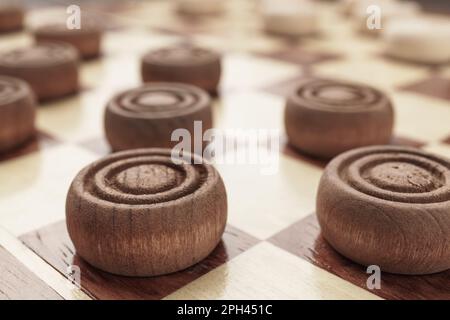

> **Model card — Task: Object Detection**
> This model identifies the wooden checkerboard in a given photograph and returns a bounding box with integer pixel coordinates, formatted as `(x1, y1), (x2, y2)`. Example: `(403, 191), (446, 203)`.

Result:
(0, 0), (449, 300)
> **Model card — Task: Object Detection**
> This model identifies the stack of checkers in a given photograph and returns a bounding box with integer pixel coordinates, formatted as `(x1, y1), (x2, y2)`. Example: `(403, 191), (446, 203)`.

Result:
(0, 0), (448, 290)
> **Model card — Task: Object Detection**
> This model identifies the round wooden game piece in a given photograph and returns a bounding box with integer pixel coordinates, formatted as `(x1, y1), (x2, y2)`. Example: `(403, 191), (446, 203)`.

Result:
(262, 0), (319, 37)
(384, 19), (450, 65)
(105, 83), (213, 152)
(0, 76), (36, 153)
(141, 45), (221, 94)
(175, 0), (225, 15)
(317, 146), (450, 275)
(66, 148), (228, 277)
(0, 4), (24, 33)
(284, 78), (394, 159)
(0, 43), (79, 101)
(33, 23), (102, 60)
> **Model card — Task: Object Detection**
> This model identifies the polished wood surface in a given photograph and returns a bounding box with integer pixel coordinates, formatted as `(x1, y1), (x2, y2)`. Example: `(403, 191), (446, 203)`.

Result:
(0, 245), (62, 300)
(270, 214), (450, 300)
(0, 0), (448, 299)
(21, 221), (258, 299)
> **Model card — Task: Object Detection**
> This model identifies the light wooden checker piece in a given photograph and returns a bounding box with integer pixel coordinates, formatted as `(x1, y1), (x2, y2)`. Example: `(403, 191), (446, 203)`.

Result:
(0, 1), (449, 300)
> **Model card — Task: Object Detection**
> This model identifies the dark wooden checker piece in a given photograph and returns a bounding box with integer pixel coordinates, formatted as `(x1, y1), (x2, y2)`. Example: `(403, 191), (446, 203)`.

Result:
(104, 82), (212, 151)
(0, 43), (79, 101)
(141, 45), (221, 94)
(21, 221), (258, 300)
(33, 23), (102, 60)
(269, 214), (450, 300)
(0, 5), (24, 33)
(66, 148), (228, 277)
(317, 146), (450, 275)
(0, 76), (36, 153)
(285, 78), (394, 159)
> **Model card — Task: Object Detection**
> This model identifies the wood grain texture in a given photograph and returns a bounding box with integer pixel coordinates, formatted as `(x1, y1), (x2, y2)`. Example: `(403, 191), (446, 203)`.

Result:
(0, 76), (36, 153)
(0, 43), (79, 101)
(270, 214), (450, 300)
(20, 220), (258, 300)
(316, 146), (450, 274)
(165, 241), (381, 300)
(285, 78), (394, 158)
(141, 45), (221, 94)
(0, 5), (23, 33)
(66, 148), (228, 276)
(0, 225), (89, 300)
(34, 23), (102, 60)
(104, 83), (212, 151)
(0, 245), (62, 300)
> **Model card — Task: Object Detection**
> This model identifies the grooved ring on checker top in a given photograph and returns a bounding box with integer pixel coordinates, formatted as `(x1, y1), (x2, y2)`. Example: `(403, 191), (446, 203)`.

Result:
(290, 78), (385, 112)
(0, 76), (31, 105)
(0, 42), (78, 68)
(107, 83), (210, 119)
(334, 146), (450, 204)
(75, 149), (212, 206)
(317, 146), (450, 275)
(66, 148), (227, 276)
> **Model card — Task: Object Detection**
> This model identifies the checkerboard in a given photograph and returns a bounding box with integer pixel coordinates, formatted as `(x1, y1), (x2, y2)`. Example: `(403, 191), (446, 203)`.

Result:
(0, 0), (449, 300)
